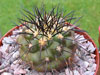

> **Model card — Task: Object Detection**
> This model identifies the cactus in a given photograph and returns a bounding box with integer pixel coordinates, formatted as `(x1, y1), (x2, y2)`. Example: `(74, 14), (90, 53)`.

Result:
(16, 7), (84, 72)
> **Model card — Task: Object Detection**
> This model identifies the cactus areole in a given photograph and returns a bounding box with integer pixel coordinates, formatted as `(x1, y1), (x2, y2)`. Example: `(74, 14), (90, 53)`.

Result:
(1, 7), (99, 74)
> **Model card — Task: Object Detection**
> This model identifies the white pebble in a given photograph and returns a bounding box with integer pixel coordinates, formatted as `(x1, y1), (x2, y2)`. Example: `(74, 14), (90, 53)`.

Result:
(2, 37), (13, 44)
(83, 61), (89, 68)
(1, 72), (12, 75)
(14, 69), (26, 75)
(87, 41), (96, 52)
(65, 68), (73, 75)
(0, 67), (9, 73)
(1, 44), (9, 53)
(83, 71), (95, 75)
(77, 60), (84, 66)
(90, 64), (96, 72)
(73, 70), (80, 75)
(11, 64), (19, 70)
(88, 58), (95, 64)
(91, 54), (96, 58)
(13, 59), (22, 64)
(12, 51), (19, 58)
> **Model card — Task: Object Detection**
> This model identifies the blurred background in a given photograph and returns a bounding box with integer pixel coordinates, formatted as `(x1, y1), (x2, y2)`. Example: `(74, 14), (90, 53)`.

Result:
(0, 0), (100, 46)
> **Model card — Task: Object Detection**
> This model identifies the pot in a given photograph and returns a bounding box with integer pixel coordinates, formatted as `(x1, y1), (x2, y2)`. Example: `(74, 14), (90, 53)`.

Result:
(0, 25), (99, 75)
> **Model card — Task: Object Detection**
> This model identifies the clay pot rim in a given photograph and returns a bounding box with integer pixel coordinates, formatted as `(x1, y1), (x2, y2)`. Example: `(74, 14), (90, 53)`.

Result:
(0, 24), (99, 75)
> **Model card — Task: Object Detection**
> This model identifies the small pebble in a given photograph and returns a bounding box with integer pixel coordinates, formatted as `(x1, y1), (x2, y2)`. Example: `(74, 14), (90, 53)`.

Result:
(14, 69), (26, 75)
(0, 51), (2, 58)
(59, 72), (65, 75)
(73, 70), (80, 75)
(83, 61), (89, 68)
(83, 71), (95, 75)
(91, 54), (96, 58)
(12, 51), (19, 59)
(65, 68), (73, 75)
(1, 72), (12, 75)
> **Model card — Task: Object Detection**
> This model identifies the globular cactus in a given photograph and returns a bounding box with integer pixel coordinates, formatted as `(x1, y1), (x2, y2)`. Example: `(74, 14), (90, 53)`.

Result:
(16, 7), (83, 72)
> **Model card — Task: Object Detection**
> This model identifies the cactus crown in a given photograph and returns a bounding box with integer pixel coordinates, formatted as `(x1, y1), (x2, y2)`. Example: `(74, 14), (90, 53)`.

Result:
(16, 6), (84, 73)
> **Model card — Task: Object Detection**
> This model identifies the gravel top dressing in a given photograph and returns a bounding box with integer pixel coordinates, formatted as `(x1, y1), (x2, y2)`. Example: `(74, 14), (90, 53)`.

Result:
(0, 27), (97, 75)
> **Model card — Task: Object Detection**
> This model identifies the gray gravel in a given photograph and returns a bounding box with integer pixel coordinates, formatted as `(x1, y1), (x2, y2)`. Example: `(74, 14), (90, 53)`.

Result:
(0, 28), (97, 75)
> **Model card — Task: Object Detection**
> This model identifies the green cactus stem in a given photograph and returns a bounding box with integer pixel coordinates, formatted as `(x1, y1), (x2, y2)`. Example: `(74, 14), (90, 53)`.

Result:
(16, 7), (84, 72)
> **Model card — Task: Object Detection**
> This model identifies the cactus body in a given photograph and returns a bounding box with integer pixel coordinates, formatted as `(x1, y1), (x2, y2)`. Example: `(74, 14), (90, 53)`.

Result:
(16, 7), (83, 72)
